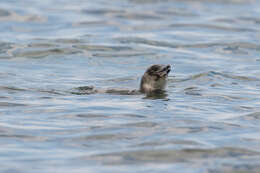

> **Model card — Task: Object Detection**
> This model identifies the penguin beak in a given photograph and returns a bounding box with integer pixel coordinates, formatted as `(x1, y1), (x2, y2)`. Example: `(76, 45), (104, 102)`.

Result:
(159, 65), (171, 77)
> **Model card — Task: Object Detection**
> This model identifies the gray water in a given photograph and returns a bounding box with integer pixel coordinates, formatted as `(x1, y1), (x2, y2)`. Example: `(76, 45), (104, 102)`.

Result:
(1, 0), (260, 172)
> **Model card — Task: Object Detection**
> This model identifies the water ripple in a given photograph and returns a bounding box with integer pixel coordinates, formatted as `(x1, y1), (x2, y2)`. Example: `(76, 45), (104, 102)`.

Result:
(0, 102), (28, 107)
(170, 23), (257, 32)
(117, 37), (260, 52)
(0, 0), (260, 172)
(84, 147), (260, 165)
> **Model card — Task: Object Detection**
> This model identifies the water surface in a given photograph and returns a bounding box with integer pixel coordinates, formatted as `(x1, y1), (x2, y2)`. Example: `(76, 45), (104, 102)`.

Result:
(0, 0), (260, 172)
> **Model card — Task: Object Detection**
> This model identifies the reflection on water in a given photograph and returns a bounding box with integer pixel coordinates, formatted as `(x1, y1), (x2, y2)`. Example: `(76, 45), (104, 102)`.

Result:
(0, 0), (260, 172)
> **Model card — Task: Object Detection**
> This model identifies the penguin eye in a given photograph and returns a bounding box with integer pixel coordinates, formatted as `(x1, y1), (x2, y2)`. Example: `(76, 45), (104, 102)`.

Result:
(148, 70), (158, 76)
(150, 65), (159, 71)
(148, 65), (161, 74)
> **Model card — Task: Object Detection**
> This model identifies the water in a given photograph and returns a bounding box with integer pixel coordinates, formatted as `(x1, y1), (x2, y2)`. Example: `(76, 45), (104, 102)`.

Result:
(0, 0), (260, 172)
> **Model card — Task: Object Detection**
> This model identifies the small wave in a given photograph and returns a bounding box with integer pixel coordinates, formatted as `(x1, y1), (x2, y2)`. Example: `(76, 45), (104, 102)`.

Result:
(116, 12), (163, 20)
(54, 38), (84, 44)
(0, 9), (11, 17)
(74, 44), (155, 57)
(0, 86), (27, 92)
(92, 52), (155, 58)
(184, 86), (203, 96)
(178, 71), (259, 83)
(82, 9), (123, 16)
(117, 37), (179, 48)
(84, 147), (260, 165)
(0, 85), (64, 96)
(129, 0), (252, 4)
(11, 47), (81, 59)
(73, 20), (108, 27)
(235, 112), (260, 121)
(74, 44), (133, 51)
(0, 102), (27, 107)
(65, 113), (107, 119)
(170, 23), (256, 32)
(62, 113), (146, 120)
(133, 139), (201, 147)
(0, 133), (48, 142)
(0, 8), (46, 23)
(123, 121), (158, 128)
(238, 16), (260, 24)
(5, 39), (85, 59)
(82, 8), (162, 20)
(0, 42), (13, 52)
(117, 37), (260, 53)
(0, 42), (13, 59)
(173, 71), (259, 98)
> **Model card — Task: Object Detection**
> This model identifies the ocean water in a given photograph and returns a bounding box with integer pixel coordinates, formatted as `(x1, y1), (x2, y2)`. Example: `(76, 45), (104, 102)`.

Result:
(0, 0), (260, 172)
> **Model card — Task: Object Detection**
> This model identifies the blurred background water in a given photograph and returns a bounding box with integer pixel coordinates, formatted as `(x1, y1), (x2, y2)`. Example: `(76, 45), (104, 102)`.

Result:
(0, 0), (260, 172)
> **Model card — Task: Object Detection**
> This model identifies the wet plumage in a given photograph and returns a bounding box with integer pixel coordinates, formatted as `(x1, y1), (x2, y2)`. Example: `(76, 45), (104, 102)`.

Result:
(140, 64), (171, 93)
